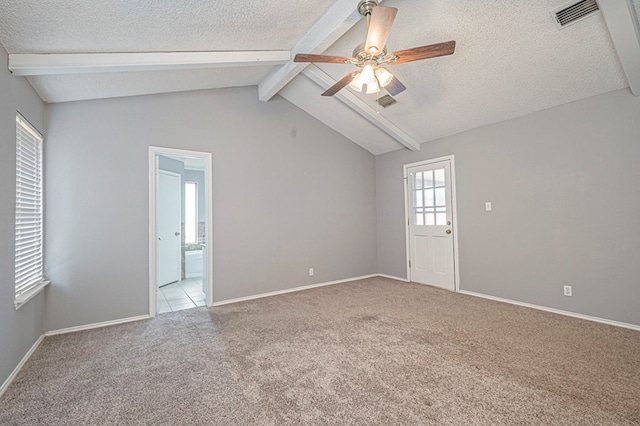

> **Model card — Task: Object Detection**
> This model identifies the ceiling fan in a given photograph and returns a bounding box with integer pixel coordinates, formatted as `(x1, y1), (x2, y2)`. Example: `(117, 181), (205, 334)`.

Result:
(294, 0), (455, 97)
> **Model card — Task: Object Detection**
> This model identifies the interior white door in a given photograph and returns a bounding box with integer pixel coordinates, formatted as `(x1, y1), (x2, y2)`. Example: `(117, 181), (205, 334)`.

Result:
(407, 160), (455, 290)
(157, 170), (181, 287)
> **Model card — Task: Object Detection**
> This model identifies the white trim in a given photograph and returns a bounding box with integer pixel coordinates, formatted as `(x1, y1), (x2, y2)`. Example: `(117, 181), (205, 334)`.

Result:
(45, 315), (150, 336)
(378, 274), (410, 282)
(403, 155), (461, 291)
(149, 146), (214, 316)
(204, 151), (214, 308)
(14, 280), (49, 310)
(213, 274), (378, 306)
(459, 290), (640, 331)
(0, 334), (44, 399)
(148, 149), (158, 317)
(9, 51), (291, 76)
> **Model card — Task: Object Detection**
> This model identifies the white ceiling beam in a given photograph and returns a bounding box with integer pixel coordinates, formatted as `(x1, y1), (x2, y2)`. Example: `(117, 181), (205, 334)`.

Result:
(258, 0), (385, 102)
(302, 66), (420, 152)
(8, 51), (291, 76)
(598, 0), (640, 96)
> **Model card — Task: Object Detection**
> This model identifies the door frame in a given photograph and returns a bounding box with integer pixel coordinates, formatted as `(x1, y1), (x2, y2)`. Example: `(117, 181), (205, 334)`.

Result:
(148, 146), (214, 317)
(403, 155), (460, 291)
(156, 169), (182, 286)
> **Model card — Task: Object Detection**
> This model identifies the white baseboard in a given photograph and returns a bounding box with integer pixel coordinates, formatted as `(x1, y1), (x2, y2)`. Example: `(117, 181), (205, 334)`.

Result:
(378, 274), (410, 282)
(0, 334), (44, 399)
(459, 290), (640, 331)
(45, 314), (151, 336)
(213, 274), (379, 306)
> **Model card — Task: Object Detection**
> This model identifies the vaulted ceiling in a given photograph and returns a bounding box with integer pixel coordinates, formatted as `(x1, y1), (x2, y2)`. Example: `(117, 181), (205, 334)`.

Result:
(1, 0), (639, 154)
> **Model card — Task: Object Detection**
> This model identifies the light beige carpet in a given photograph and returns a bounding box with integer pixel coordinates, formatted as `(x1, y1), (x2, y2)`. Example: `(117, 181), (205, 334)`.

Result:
(1, 277), (638, 425)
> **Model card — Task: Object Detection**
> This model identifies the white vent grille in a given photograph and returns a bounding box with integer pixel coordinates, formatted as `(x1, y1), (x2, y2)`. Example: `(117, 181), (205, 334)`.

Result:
(552, 0), (599, 28)
(377, 94), (396, 108)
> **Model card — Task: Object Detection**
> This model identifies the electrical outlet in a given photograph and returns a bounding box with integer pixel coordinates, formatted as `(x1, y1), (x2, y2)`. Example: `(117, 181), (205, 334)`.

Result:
(309, 268), (314, 276)
(485, 202), (492, 211)
(563, 285), (572, 297)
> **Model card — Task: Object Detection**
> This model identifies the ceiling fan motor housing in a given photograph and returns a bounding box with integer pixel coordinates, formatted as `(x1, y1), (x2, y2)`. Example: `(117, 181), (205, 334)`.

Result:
(357, 0), (379, 16)
(352, 42), (387, 63)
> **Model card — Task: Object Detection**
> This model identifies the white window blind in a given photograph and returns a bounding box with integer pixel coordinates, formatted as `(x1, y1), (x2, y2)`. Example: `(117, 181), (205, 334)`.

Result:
(15, 113), (45, 300)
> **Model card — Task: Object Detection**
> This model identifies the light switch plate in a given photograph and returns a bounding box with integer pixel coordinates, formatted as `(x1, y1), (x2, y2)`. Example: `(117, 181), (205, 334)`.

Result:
(485, 202), (492, 211)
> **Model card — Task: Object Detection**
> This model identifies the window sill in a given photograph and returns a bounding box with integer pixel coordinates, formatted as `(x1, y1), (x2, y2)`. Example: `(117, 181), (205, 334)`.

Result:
(15, 280), (50, 310)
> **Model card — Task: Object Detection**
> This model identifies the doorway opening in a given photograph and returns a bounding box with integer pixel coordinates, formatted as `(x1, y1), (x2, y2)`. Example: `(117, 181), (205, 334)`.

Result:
(149, 147), (213, 316)
(403, 155), (460, 291)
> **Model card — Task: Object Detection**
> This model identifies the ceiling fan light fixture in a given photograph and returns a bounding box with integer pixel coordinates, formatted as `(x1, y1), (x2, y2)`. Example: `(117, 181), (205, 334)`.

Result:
(349, 71), (365, 91)
(375, 67), (393, 88)
(360, 64), (375, 84)
(365, 79), (380, 94)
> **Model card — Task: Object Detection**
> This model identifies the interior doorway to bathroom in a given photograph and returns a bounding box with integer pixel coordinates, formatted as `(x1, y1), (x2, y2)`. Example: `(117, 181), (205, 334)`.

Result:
(149, 147), (213, 316)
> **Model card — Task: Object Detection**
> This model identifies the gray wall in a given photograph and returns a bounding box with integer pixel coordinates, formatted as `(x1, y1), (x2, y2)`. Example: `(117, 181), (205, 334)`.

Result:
(0, 45), (46, 387)
(376, 89), (640, 326)
(44, 87), (377, 330)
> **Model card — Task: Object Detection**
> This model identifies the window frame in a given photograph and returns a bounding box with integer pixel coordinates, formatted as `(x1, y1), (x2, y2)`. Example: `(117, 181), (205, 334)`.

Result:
(14, 112), (49, 310)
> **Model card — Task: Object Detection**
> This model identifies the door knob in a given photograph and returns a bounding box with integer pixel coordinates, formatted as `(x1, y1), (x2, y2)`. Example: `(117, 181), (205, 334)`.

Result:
(446, 229), (452, 234)
(175, 232), (181, 236)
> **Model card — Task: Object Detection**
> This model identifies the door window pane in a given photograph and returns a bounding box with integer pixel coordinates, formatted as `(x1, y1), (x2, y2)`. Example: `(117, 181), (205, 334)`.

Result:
(415, 172), (423, 189)
(435, 188), (446, 206)
(426, 213), (435, 226)
(425, 189), (434, 207)
(415, 189), (423, 207)
(423, 170), (434, 188)
(434, 168), (445, 186)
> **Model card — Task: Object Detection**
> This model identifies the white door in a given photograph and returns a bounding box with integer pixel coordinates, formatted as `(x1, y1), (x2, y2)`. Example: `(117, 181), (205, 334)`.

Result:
(407, 160), (455, 290)
(157, 170), (181, 287)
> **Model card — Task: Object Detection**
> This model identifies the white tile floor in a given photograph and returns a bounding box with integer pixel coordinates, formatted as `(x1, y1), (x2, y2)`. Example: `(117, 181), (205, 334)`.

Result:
(157, 278), (206, 314)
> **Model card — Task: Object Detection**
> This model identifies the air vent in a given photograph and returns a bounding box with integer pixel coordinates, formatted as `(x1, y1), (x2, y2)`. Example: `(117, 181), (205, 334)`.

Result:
(377, 94), (396, 108)
(552, 0), (599, 28)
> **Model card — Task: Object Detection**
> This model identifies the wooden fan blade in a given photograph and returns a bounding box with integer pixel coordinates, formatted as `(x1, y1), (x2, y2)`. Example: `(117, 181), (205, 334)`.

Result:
(385, 76), (406, 96)
(387, 41), (456, 64)
(322, 71), (358, 96)
(294, 54), (353, 64)
(365, 7), (398, 56)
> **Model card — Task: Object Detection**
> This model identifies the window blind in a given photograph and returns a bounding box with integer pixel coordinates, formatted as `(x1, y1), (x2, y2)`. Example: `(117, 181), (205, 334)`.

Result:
(15, 113), (44, 298)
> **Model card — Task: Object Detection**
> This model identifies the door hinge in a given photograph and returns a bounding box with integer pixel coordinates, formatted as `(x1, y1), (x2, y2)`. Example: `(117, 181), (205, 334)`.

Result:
(409, 260), (411, 268)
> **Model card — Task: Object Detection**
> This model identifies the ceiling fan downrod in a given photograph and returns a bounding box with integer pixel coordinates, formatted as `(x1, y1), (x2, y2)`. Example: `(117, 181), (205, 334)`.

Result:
(358, 0), (379, 27)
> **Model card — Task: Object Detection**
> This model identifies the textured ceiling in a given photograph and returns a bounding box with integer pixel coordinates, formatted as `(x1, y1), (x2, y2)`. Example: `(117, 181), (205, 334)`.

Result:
(0, 0), (336, 53)
(0, 0), (635, 154)
(317, 0), (627, 145)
